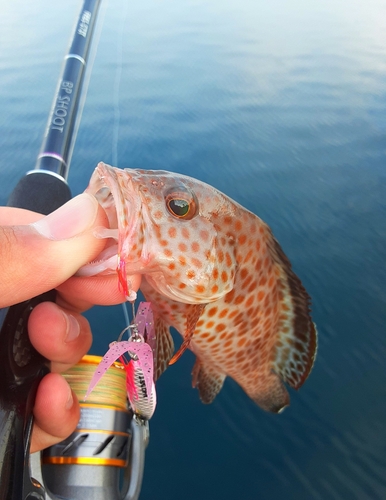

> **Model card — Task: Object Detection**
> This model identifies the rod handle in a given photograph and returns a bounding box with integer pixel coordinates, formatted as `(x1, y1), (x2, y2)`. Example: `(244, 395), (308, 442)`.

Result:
(7, 171), (71, 215)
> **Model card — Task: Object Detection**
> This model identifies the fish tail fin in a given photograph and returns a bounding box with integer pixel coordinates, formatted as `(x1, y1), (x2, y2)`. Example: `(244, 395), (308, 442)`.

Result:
(192, 359), (226, 404)
(268, 233), (317, 389)
(247, 371), (290, 413)
(155, 316), (175, 380)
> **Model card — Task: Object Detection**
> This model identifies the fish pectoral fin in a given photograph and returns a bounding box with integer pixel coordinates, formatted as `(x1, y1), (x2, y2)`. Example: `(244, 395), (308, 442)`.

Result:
(155, 317), (175, 380)
(169, 303), (206, 365)
(169, 334), (193, 365)
(192, 359), (226, 404)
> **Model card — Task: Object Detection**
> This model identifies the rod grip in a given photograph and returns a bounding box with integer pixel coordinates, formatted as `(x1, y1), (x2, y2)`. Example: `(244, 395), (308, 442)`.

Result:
(7, 171), (72, 215)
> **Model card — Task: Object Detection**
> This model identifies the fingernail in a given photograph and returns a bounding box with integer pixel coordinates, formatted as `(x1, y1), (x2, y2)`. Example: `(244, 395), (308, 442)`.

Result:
(65, 388), (74, 410)
(32, 193), (98, 240)
(64, 313), (80, 342)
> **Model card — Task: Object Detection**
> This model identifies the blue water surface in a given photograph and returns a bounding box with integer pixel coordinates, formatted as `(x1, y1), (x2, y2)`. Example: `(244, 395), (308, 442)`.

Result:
(1, 0), (386, 498)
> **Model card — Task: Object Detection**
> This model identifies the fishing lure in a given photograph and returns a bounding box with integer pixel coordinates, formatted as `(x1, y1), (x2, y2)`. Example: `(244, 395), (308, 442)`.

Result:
(85, 302), (156, 420)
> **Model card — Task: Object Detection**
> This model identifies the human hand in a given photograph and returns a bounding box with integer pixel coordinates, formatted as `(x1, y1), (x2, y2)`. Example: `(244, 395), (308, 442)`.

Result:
(0, 193), (141, 453)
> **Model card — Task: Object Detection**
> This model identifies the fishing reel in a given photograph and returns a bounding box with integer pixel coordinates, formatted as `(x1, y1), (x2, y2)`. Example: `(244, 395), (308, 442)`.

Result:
(31, 302), (156, 500)
(30, 355), (149, 500)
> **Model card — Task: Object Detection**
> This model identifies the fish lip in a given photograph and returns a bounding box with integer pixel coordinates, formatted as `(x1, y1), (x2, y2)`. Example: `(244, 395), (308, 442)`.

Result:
(82, 162), (142, 274)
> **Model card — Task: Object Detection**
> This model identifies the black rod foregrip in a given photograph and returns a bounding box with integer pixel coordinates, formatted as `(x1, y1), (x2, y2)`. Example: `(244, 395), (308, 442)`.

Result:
(7, 171), (71, 214)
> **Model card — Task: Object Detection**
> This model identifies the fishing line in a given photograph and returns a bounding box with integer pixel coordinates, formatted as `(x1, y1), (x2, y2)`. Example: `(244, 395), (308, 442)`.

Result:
(112, 0), (129, 166)
(122, 300), (131, 327)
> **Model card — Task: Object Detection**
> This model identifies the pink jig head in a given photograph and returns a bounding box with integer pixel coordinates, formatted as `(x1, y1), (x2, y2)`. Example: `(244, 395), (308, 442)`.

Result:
(85, 302), (156, 420)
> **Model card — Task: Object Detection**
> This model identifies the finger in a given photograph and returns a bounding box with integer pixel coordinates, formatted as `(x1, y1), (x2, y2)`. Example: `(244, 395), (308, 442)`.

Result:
(0, 194), (109, 308)
(0, 207), (44, 225)
(56, 274), (142, 311)
(31, 373), (79, 453)
(28, 302), (92, 373)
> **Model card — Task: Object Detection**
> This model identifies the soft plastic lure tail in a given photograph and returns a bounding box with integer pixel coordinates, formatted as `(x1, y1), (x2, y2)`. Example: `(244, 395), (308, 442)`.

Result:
(84, 302), (156, 420)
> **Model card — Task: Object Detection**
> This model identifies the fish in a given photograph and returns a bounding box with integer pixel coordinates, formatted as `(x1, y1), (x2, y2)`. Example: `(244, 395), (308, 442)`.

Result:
(79, 162), (317, 413)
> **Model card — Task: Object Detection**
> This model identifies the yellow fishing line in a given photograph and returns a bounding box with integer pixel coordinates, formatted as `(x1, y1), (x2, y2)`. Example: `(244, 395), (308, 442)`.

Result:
(63, 355), (128, 410)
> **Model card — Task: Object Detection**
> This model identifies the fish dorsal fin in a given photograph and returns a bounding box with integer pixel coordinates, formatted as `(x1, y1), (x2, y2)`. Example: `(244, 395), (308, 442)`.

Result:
(192, 359), (226, 404)
(267, 233), (317, 389)
(154, 316), (175, 380)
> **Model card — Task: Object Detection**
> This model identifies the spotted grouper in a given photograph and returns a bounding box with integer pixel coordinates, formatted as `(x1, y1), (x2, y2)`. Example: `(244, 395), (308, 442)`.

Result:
(80, 162), (317, 412)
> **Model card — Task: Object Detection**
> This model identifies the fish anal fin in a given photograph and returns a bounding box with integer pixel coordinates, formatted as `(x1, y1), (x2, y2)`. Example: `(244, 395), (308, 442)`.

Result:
(248, 371), (290, 413)
(155, 316), (175, 380)
(192, 359), (225, 404)
(267, 233), (318, 389)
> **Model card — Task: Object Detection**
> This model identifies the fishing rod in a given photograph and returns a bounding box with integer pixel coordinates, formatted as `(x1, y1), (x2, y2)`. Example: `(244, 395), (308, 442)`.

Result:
(0, 1), (147, 499)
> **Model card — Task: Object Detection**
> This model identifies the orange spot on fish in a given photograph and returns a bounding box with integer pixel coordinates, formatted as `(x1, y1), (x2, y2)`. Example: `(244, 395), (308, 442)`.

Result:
(168, 262), (176, 270)
(244, 249), (253, 263)
(168, 227), (177, 238)
(178, 242), (188, 252)
(257, 290), (265, 301)
(179, 283), (187, 289)
(235, 220), (242, 231)
(207, 307), (218, 317)
(200, 230), (209, 241)
(191, 242), (200, 253)
(160, 239), (168, 247)
(235, 295), (244, 305)
(154, 210), (163, 219)
(206, 321), (215, 328)
(219, 308), (228, 318)
(212, 268), (219, 280)
(191, 257), (203, 269)
(224, 216), (232, 225)
(224, 289), (236, 303)
(225, 252), (232, 267)
(256, 240), (261, 251)
(179, 255), (187, 266)
(164, 249), (173, 258)
(187, 269), (196, 279)
(238, 234), (247, 245)
(221, 271), (228, 283)
(195, 284), (205, 294)
(211, 285), (219, 294)
(246, 296), (254, 307)
(255, 259), (262, 271)
(238, 337), (247, 347)
(215, 323), (226, 333)
(182, 227), (190, 239)
(240, 268), (248, 280)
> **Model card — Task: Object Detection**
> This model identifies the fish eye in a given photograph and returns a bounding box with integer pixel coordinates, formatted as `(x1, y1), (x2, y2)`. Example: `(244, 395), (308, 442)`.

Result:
(165, 187), (198, 220)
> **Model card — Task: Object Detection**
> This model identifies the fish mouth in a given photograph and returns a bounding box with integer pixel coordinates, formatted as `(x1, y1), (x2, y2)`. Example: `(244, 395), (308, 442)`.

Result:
(77, 162), (140, 277)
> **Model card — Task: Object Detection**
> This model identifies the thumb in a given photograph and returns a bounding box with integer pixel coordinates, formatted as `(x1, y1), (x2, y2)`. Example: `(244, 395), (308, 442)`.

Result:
(0, 193), (109, 308)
